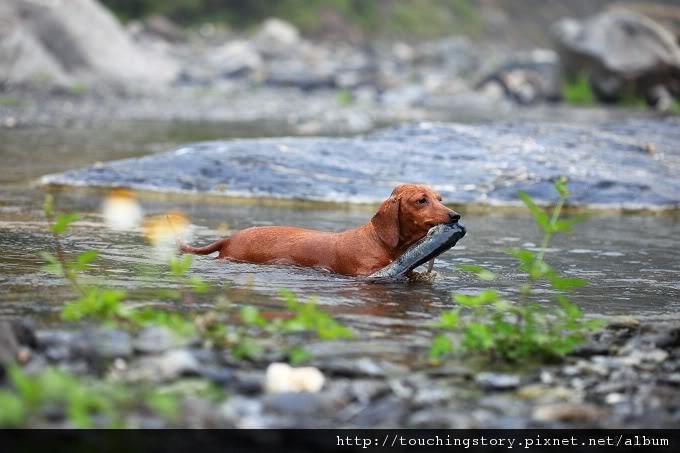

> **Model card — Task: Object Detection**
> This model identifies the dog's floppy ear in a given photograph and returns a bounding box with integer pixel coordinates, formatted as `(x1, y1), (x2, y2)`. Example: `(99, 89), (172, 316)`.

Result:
(371, 196), (400, 248)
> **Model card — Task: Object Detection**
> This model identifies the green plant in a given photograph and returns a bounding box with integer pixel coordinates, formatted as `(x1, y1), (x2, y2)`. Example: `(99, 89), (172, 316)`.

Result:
(41, 195), (196, 336)
(199, 290), (353, 364)
(42, 195), (351, 365)
(100, 0), (481, 38)
(336, 88), (353, 106)
(672, 100), (680, 114)
(561, 73), (595, 105)
(430, 178), (602, 362)
(0, 365), (130, 427)
(0, 365), (225, 428)
(276, 289), (353, 340)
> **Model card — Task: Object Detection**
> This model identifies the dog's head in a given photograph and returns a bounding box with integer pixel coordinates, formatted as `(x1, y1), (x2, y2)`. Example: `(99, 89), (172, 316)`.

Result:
(371, 184), (460, 251)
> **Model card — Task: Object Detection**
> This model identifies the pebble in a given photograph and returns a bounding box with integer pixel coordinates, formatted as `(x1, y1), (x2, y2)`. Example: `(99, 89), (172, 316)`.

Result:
(120, 349), (200, 382)
(156, 349), (201, 380)
(265, 362), (325, 393)
(133, 326), (178, 354)
(532, 403), (606, 423)
(475, 372), (521, 390)
(80, 328), (132, 360)
(318, 357), (406, 377)
(516, 384), (573, 402)
(661, 373), (680, 386)
(607, 317), (641, 329)
(262, 392), (326, 416)
(604, 393), (626, 404)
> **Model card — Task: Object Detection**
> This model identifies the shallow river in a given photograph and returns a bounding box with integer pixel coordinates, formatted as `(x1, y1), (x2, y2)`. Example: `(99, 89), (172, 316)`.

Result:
(1, 120), (679, 361)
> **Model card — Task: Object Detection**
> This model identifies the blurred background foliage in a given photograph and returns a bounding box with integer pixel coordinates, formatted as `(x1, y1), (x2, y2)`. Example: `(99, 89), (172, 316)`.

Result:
(100, 0), (481, 38)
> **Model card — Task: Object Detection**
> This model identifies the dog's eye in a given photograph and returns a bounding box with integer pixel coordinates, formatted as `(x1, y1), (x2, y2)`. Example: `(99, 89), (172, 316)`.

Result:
(416, 197), (428, 205)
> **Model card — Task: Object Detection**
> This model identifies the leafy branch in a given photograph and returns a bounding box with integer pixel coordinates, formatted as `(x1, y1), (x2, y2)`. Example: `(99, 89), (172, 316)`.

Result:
(430, 177), (603, 363)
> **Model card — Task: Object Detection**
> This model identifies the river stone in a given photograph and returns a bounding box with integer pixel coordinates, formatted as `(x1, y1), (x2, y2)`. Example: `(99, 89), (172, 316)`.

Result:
(475, 372), (521, 390)
(532, 402), (606, 423)
(41, 120), (680, 209)
(121, 349), (201, 383)
(133, 326), (177, 354)
(78, 327), (132, 360)
(553, 10), (680, 104)
(261, 392), (328, 416)
(1, 0), (178, 89)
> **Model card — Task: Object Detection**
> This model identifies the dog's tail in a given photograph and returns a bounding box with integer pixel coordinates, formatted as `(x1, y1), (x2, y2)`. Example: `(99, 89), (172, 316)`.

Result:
(179, 238), (227, 256)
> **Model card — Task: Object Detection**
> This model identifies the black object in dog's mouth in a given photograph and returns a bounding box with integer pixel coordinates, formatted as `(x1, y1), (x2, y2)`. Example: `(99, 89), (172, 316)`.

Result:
(369, 221), (466, 279)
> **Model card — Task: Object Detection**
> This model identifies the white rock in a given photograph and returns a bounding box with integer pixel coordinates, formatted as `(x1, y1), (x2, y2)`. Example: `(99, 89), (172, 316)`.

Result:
(265, 362), (325, 393)
(255, 18), (300, 48)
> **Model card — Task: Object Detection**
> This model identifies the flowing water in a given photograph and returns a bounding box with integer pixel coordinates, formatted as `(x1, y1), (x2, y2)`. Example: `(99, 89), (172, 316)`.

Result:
(1, 120), (679, 360)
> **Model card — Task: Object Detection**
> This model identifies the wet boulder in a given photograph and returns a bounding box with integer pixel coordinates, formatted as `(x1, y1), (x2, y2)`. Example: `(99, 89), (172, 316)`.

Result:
(553, 10), (680, 109)
(0, 0), (179, 90)
(41, 120), (680, 210)
(476, 50), (561, 104)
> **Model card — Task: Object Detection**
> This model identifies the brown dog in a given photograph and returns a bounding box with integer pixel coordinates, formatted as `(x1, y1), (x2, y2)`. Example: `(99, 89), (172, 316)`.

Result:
(180, 184), (460, 276)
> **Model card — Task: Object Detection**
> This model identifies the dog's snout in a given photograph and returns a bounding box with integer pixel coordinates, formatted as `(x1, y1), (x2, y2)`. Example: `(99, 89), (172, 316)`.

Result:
(448, 210), (461, 222)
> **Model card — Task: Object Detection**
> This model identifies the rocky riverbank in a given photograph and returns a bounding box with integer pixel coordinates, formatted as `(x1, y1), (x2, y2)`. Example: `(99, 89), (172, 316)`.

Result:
(2, 1), (678, 133)
(1, 315), (679, 428)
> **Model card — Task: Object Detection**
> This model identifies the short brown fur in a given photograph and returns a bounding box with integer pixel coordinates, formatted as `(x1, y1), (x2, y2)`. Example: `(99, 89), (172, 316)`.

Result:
(180, 184), (460, 276)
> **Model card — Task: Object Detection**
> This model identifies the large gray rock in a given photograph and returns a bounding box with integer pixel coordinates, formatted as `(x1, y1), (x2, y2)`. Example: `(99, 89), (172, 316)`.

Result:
(40, 119), (680, 209)
(0, 1), (71, 87)
(553, 10), (680, 106)
(0, 0), (178, 89)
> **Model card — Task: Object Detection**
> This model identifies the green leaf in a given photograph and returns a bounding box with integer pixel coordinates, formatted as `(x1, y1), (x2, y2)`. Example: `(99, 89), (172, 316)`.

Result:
(518, 191), (549, 231)
(556, 296), (582, 318)
(190, 276), (209, 293)
(240, 306), (265, 327)
(547, 273), (588, 292)
(39, 251), (62, 274)
(43, 194), (54, 218)
(435, 309), (459, 329)
(457, 264), (496, 281)
(168, 255), (192, 277)
(50, 213), (80, 234)
(429, 333), (453, 360)
(61, 288), (126, 322)
(286, 345), (312, 365)
(551, 214), (589, 234)
(145, 391), (179, 421)
(553, 176), (569, 198)
(453, 290), (498, 306)
(278, 290), (353, 340)
(463, 322), (494, 350)
(71, 250), (98, 272)
(231, 338), (263, 360)
(507, 248), (535, 271)
(0, 391), (25, 427)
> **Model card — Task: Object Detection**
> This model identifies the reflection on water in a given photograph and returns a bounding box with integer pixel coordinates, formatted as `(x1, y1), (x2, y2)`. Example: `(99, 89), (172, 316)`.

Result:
(1, 194), (678, 321)
(1, 121), (679, 358)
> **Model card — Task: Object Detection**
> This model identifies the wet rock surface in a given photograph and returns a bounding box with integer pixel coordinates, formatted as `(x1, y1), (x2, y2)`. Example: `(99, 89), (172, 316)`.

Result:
(42, 119), (680, 209)
(2, 317), (680, 427)
(0, 0), (178, 89)
(554, 9), (680, 107)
